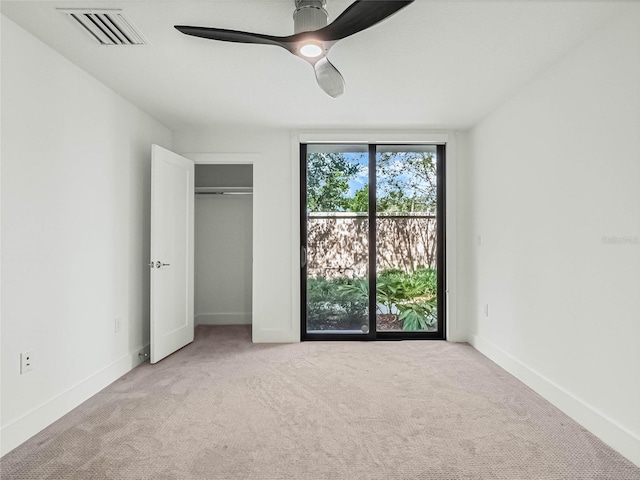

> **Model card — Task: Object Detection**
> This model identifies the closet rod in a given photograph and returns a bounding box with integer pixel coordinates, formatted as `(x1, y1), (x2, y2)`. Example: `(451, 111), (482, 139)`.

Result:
(196, 192), (253, 195)
(195, 187), (253, 195)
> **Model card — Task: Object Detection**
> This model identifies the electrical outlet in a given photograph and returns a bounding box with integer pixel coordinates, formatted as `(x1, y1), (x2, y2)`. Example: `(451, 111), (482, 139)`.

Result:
(484, 304), (489, 318)
(20, 351), (33, 374)
(114, 317), (121, 333)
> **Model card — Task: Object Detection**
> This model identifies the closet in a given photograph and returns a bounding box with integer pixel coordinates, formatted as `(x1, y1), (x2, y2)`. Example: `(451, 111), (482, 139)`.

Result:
(194, 164), (253, 326)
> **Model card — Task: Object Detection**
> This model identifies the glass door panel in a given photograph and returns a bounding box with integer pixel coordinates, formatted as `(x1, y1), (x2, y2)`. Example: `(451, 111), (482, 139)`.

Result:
(303, 144), (371, 334)
(376, 145), (439, 332)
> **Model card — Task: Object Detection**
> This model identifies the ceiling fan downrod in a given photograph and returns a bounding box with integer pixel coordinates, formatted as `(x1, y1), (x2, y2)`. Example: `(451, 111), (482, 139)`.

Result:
(293, 0), (328, 34)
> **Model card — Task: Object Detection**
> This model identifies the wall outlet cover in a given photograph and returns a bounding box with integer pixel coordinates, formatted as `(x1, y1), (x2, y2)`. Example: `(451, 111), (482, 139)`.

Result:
(20, 351), (33, 374)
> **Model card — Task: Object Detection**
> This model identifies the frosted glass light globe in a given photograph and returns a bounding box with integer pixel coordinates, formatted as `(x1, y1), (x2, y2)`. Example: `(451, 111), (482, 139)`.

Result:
(300, 44), (323, 58)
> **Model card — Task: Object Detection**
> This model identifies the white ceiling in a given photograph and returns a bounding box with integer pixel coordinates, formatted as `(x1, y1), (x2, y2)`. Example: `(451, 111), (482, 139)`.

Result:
(1, 1), (630, 132)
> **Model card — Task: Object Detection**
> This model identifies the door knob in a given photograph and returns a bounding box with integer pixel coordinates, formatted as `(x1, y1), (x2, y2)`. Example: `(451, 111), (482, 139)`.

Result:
(155, 261), (171, 268)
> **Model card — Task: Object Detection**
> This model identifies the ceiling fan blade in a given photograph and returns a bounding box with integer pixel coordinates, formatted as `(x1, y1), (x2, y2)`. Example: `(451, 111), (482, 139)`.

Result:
(175, 26), (293, 51)
(318, 0), (414, 42)
(314, 57), (345, 98)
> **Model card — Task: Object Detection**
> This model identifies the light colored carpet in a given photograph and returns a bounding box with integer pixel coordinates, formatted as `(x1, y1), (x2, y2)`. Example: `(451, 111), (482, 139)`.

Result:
(1, 325), (639, 480)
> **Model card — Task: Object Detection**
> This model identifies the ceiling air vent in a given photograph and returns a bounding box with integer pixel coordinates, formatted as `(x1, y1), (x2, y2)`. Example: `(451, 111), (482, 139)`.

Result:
(59, 9), (147, 46)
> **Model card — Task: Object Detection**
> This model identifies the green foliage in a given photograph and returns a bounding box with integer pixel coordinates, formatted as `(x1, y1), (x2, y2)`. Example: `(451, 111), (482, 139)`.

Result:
(375, 269), (404, 312)
(311, 268), (438, 332)
(397, 300), (437, 331)
(377, 152), (437, 213)
(346, 185), (369, 212)
(336, 278), (369, 301)
(306, 277), (368, 330)
(377, 267), (437, 303)
(402, 267), (437, 300)
(305, 151), (437, 214)
(376, 189), (431, 213)
(306, 153), (361, 212)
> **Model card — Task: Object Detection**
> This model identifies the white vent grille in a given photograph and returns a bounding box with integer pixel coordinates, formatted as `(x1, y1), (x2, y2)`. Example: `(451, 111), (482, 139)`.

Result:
(59, 9), (147, 46)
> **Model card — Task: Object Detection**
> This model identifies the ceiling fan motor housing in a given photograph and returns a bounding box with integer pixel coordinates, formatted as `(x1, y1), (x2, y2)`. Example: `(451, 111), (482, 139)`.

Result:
(294, 0), (328, 33)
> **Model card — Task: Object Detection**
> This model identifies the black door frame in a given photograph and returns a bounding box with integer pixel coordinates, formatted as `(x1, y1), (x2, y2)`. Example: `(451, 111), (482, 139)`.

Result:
(300, 143), (446, 341)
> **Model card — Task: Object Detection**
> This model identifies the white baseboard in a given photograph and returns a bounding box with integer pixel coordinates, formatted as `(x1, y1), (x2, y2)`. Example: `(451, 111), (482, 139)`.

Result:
(467, 332), (640, 468)
(195, 313), (252, 325)
(0, 345), (149, 457)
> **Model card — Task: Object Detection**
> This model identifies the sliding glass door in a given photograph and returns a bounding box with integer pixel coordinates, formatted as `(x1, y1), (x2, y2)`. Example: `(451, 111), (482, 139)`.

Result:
(301, 144), (370, 334)
(301, 143), (445, 340)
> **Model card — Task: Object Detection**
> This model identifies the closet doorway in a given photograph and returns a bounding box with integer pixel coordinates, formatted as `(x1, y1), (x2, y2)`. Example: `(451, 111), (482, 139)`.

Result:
(193, 161), (253, 329)
(150, 147), (257, 363)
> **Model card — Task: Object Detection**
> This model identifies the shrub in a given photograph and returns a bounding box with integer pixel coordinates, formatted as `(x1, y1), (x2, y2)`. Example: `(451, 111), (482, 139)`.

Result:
(307, 277), (368, 330)
(313, 268), (438, 331)
(397, 300), (437, 331)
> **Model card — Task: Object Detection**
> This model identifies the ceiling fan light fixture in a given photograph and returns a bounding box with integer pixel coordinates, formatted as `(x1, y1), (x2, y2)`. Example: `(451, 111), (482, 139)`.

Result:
(300, 43), (323, 58)
(174, 0), (415, 97)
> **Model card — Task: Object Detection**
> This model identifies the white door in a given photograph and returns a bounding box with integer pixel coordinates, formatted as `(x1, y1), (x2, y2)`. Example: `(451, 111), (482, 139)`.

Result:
(150, 145), (194, 363)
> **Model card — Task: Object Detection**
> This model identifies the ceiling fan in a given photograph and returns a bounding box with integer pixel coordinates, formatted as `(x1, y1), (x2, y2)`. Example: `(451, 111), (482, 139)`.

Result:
(175, 0), (414, 98)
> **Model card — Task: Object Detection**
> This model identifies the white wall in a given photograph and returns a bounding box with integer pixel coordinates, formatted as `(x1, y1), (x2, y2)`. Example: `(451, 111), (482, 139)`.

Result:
(460, 7), (640, 466)
(0, 16), (172, 455)
(175, 130), (462, 343)
(195, 195), (252, 325)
